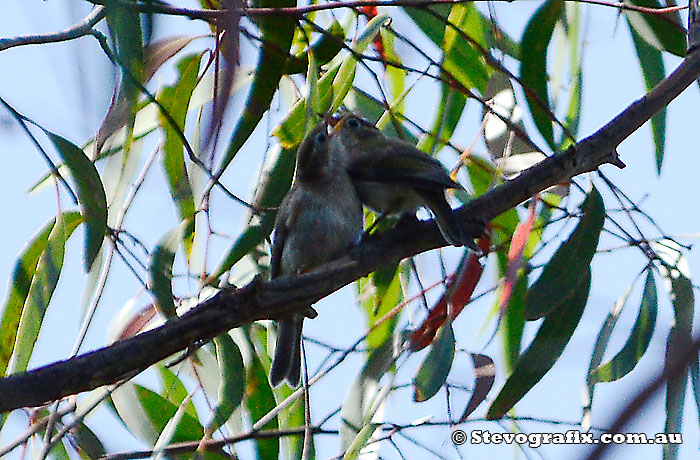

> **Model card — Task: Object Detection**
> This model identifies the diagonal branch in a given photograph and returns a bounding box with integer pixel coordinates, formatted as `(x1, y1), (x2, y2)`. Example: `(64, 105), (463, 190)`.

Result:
(1, 31), (699, 415)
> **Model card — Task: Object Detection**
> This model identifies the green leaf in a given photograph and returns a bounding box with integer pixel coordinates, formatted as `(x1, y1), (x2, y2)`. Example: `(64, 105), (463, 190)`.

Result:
(270, 16), (386, 147)
(70, 421), (107, 460)
(343, 423), (380, 460)
(380, 28), (408, 110)
(664, 326), (687, 460)
(442, 4), (491, 94)
(628, 24), (666, 174)
(625, 0), (686, 57)
(157, 365), (198, 419)
(157, 53), (201, 255)
(589, 270), (658, 383)
(285, 22), (345, 74)
(654, 239), (694, 334)
(152, 391), (194, 457)
(148, 224), (186, 318)
(331, 14), (390, 112)
(525, 186), (604, 319)
(218, 0), (296, 173)
(653, 239), (694, 459)
(357, 260), (403, 350)
(5, 212), (82, 374)
(105, 3), (144, 107)
(47, 133), (108, 271)
(582, 283), (633, 429)
(245, 355), (279, 460)
(413, 321), (455, 402)
(340, 338), (395, 455)
(272, 64), (341, 148)
(111, 382), (203, 444)
(496, 250), (527, 371)
(206, 334), (245, 435)
(1, 216), (58, 376)
(487, 268), (590, 419)
(689, 358), (700, 427)
(418, 75), (467, 155)
(519, 0), (563, 149)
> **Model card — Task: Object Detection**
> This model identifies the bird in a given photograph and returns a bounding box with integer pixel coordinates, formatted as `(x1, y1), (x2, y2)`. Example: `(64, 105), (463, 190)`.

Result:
(330, 111), (476, 249)
(268, 121), (364, 387)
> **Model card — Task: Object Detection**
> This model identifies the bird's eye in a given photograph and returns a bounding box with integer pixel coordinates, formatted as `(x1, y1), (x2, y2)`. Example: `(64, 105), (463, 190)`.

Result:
(347, 117), (361, 129)
(314, 131), (328, 144)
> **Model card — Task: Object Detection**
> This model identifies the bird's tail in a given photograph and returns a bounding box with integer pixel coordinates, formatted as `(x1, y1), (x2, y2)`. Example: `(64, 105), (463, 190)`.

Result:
(421, 190), (478, 251)
(269, 315), (304, 387)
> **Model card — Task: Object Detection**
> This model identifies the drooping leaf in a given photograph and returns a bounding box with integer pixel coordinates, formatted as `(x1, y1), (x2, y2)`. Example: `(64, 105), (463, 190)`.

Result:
(380, 28), (408, 112)
(205, 334), (245, 435)
(589, 270), (658, 383)
(343, 423), (380, 460)
(358, 259), (403, 350)
(498, 201), (536, 317)
(69, 421), (107, 460)
(460, 353), (496, 421)
(525, 186), (604, 319)
(654, 240), (694, 459)
(628, 23), (666, 173)
(413, 321), (455, 402)
(4, 212), (82, 375)
(148, 224), (186, 318)
(487, 268), (590, 419)
(245, 355), (279, 460)
(271, 65), (341, 148)
(625, 0), (686, 57)
(47, 133), (108, 271)
(111, 382), (204, 445)
(105, 2), (144, 107)
(442, 4), (491, 94)
(96, 35), (198, 151)
(520, 0), (563, 149)
(0, 214), (66, 376)
(582, 283), (634, 430)
(285, 22), (345, 74)
(157, 365), (198, 419)
(217, 0), (296, 173)
(157, 53), (201, 255)
(410, 250), (483, 351)
(418, 74), (467, 155)
(340, 338), (395, 457)
(664, 326), (687, 460)
(689, 358), (700, 427)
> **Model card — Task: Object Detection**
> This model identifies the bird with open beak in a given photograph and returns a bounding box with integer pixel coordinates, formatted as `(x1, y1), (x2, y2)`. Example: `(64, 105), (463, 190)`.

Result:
(268, 120), (364, 387)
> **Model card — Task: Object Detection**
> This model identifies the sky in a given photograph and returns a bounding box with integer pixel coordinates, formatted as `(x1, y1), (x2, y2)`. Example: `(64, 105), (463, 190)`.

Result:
(1, 1), (700, 459)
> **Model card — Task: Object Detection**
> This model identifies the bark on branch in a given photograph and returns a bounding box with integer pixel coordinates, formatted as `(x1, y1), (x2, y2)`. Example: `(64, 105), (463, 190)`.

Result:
(1, 41), (699, 415)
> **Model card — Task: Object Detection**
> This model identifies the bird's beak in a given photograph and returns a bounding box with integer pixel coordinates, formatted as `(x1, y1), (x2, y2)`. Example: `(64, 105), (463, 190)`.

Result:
(330, 117), (346, 135)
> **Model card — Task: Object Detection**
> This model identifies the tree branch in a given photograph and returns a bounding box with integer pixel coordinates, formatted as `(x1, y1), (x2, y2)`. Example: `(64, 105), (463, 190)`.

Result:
(83, 0), (686, 21)
(1, 26), (699, 415)
(0, 7), (105, 52)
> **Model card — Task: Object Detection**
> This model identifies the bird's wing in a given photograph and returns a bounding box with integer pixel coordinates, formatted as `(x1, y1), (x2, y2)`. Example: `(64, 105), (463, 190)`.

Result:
(269, 192), (299, 279)
(347, 147), (461, 191)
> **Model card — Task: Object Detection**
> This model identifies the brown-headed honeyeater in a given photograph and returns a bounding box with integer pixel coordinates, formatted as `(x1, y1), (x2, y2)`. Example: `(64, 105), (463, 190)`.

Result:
(268, 121), (363, 387)
(330, 112), (475, 249)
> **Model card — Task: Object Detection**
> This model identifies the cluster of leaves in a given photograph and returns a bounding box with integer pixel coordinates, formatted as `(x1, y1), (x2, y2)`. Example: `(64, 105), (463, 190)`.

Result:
(0, 0), (695, 459)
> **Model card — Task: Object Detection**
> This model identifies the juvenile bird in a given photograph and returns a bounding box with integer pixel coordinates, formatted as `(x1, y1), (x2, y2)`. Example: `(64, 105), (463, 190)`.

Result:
(330, 112), (475, 248)
(268, 121), (363, 387)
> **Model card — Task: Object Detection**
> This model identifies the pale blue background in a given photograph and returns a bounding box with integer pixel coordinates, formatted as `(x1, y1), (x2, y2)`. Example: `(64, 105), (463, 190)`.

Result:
(1, 1), (699, 459)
